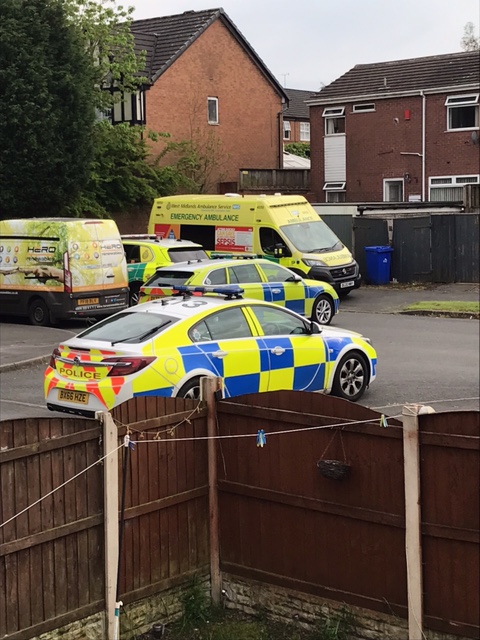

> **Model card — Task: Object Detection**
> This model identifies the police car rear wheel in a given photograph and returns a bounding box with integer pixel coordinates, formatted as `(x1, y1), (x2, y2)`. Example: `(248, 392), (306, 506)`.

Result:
(177, 377), (202, 400)
(332, 352), (368, 402)
(312, 294), (334, 325)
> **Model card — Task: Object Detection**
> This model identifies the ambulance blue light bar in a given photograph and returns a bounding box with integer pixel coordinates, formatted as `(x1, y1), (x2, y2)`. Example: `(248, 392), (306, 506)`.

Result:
(170, 284), (244, 299)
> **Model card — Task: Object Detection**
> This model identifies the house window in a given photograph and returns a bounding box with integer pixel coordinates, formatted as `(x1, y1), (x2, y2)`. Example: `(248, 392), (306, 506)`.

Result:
(445, 94), (479, 130)
(352, 103), (375, 113)
(384, 179), (404, 202)
(283, 120), (291, 140)
(208, 97), (219, 124)
(323, 182), (346, 203)
(300, 122), (310, 141)
(323, 106), (345, 135)
(429, 175), (480, 201)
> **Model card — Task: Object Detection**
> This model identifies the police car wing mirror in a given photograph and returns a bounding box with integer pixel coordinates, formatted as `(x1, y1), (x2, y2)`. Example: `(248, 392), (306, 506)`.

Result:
(286, 274), (302, 283)
(309, 321), (321, 334)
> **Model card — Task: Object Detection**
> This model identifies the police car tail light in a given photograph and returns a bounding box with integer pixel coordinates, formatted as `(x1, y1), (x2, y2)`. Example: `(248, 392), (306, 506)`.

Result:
(102, 356), (156, 376)
(49, 347), (61, 368)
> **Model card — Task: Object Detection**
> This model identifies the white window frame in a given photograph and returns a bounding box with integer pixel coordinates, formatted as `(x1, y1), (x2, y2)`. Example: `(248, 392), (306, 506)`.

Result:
(429, 175), (480, 201)
(299, 122), (310, 141)
(383, 178), (404, 202)
(352, 103), (375, 113)
(445, 94), (479, 131)
(322, 107), (345, 117)
(323, 106), (345, 136)
(323, 182), (346, 191)
(207, 97), (219, 125)
(323, 182), (346, 203)
(283, 120), (291, 140)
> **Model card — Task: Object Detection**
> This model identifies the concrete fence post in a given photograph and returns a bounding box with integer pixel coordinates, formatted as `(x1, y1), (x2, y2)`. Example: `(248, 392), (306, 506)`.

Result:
(99, 411), (119, 640)
(402, 403), (424, 640)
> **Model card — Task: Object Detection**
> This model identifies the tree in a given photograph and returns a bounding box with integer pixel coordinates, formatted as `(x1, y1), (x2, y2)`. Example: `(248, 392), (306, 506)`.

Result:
(66, 121), (187, 217)
(284, 142), (310, 158)
(461, 22), (480, 51)
(65, 0), (146, 112)
(0, 0), (96, 218)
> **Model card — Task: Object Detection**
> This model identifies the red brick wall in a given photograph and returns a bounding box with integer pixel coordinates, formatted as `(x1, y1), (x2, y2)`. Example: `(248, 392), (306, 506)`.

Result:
(145, 20), (283, 191)
(310, 95), (480, 202)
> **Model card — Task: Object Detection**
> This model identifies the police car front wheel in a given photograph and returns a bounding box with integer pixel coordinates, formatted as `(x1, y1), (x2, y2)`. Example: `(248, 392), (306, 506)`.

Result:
(332, 352), (368, 402)
(312, 294), (334, 325)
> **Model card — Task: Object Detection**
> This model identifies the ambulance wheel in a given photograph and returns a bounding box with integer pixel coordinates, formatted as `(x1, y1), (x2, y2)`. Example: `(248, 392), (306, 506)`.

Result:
(28, 298), (51, 327)
(332, 352), (368, 402)
(312, 294), (334, 325)
(177, 377), (202, 400)
(129, 282), (142, 306)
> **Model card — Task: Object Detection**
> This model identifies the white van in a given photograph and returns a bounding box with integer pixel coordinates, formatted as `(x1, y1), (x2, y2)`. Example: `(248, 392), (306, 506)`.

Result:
(0, 218), (129, 325)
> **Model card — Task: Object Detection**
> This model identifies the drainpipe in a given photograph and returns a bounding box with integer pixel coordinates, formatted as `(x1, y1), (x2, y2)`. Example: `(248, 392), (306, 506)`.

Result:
(420, 91), (426, 201)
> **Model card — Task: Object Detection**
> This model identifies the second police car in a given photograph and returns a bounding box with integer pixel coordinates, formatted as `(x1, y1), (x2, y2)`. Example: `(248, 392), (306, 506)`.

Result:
(139, 258), (339, 325)
(44, 286), (377, 417)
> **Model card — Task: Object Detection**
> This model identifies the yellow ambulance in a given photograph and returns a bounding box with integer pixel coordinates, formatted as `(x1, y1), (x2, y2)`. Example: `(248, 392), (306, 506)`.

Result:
(147, 194), (361, 294)
(0, 218), (129, 326)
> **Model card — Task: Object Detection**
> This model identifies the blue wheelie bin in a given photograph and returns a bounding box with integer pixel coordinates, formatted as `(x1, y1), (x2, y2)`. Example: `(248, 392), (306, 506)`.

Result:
(364, 246), (393, 285)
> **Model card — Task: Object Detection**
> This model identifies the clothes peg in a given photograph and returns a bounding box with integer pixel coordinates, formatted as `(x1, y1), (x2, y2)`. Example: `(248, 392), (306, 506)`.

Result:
(256, 429), (266, 447)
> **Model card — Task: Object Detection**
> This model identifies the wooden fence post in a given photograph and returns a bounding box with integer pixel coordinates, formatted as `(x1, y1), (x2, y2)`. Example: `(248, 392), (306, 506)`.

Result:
(202, 376), (223, 604)
(100, 411), (119, 640)
(402, 404), (424, 640)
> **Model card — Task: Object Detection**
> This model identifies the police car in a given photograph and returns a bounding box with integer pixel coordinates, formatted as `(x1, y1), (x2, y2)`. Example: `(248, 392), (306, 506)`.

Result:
(44, 286), (377, 418)
(139, 258), (339, 325)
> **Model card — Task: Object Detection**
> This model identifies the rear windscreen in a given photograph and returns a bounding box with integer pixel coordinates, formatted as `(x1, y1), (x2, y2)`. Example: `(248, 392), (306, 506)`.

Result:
(145, 270), (194, 287)
(167, 248), (208, 262)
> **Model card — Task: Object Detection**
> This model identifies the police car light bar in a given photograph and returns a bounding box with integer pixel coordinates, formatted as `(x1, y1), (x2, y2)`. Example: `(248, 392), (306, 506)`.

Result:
(170, 284), (244, 299)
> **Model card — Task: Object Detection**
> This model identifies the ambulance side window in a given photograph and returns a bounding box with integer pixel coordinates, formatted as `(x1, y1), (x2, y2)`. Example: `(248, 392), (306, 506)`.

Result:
(124, 244), (140, 263)
(259, 228), (290, 257)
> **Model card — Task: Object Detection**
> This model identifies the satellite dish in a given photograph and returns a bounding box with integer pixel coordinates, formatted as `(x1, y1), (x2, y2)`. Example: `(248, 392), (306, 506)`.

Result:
(472, 131), (479, 145)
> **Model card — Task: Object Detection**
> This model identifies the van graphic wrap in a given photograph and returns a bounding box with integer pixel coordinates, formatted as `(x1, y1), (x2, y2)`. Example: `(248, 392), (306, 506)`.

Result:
(0, 218), (128, 324)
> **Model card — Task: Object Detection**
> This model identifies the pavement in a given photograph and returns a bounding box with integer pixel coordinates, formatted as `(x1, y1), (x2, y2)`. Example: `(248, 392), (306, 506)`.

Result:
(0, 282), (478, 372)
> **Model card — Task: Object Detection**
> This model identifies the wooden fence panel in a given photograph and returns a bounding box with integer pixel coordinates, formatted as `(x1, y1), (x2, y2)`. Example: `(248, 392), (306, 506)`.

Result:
(217, 392), (479, 638)
(111, 397), (210, 604)
(0, 417), (104, 639)
(419, 411), (480, 637)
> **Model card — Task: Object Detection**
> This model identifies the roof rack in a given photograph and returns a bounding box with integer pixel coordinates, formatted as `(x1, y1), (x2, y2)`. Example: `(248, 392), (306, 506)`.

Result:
(161, 284), (244, 300)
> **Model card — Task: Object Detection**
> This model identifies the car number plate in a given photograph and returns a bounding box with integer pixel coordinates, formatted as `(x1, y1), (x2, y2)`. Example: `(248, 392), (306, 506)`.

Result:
(78, 298), (99, 306)
(340, 280), (355, 288)
(58, 389), (89, 404)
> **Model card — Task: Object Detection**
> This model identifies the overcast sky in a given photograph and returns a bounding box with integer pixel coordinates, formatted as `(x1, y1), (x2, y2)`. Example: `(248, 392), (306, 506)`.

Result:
(127, 0), (479, 90)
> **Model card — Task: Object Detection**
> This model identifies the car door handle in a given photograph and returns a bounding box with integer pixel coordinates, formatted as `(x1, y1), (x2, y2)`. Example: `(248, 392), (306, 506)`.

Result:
(271, 288), (281, 294)
(212, 350), (228, 358)
(106, 274), (114, 278)
(271, 346), (285, 355)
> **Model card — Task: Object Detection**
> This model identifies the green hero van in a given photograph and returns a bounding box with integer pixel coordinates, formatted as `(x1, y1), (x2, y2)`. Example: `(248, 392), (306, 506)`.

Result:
(0, 218), (129, 326)
(147, 194), (361, 294)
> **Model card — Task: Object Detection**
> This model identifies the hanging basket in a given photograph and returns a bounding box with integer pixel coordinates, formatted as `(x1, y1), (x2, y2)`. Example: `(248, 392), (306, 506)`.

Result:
(317, 459), (351, 481)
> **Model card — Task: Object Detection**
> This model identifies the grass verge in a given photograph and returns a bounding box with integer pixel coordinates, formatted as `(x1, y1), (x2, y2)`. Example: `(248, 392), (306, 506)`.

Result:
(402, 301), (479, 318)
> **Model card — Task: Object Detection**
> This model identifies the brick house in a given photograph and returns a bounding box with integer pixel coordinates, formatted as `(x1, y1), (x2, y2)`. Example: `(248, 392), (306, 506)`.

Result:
(115, 8), (288, 194)
(282, 88), (313, 145)
(307, 51), (480, 203)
